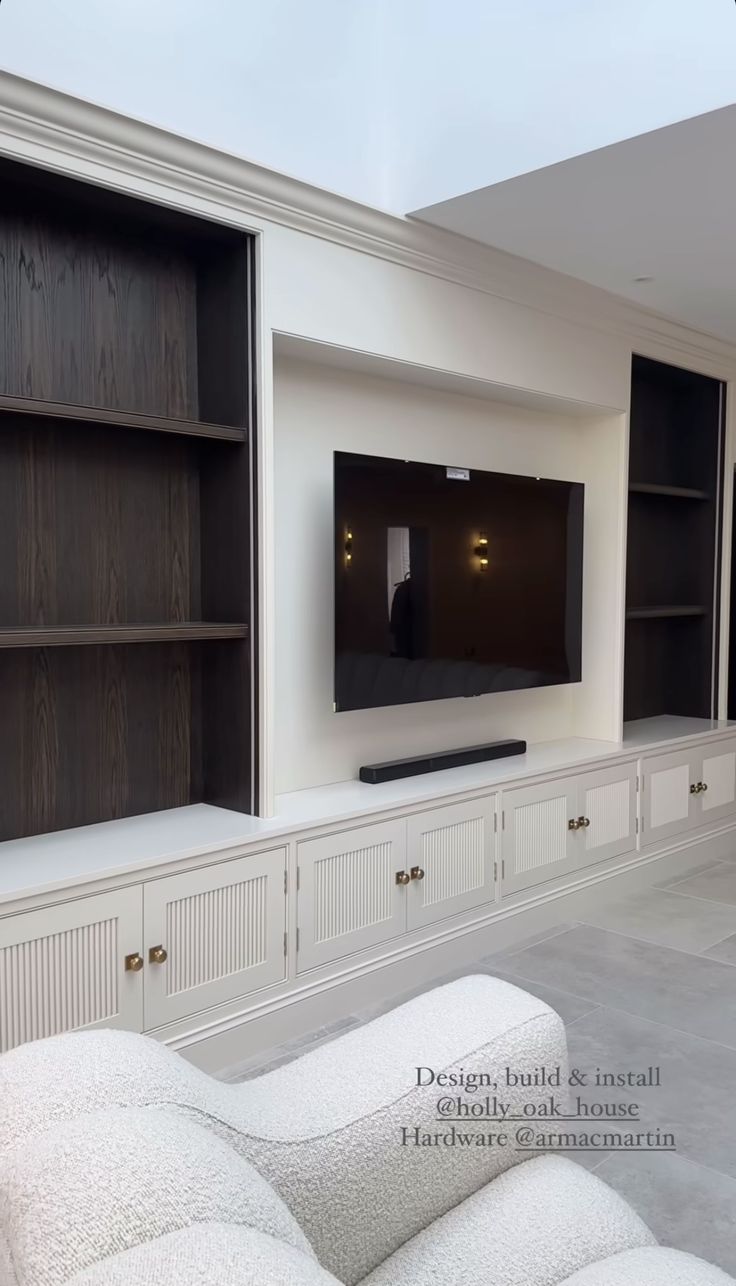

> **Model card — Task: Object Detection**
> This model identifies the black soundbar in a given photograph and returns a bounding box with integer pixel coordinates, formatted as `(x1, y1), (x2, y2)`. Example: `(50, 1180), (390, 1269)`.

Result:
(359, 739), (527, 785)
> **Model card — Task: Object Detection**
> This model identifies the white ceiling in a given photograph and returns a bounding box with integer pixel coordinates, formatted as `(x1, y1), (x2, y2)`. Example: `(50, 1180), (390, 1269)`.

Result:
(0, 0), (734, 212)
(413, 106), (736, 344)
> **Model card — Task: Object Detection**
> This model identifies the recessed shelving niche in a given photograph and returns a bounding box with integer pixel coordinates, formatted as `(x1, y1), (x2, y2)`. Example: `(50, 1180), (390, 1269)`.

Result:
(0, 157), (256, 840)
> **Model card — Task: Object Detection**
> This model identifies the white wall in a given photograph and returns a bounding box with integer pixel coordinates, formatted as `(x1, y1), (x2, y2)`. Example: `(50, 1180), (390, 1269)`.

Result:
(274, 356), (625, 794)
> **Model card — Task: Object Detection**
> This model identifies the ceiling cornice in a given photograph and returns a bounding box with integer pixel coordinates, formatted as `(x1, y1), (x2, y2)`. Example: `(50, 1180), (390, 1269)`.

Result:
(0, 68), (735, 378)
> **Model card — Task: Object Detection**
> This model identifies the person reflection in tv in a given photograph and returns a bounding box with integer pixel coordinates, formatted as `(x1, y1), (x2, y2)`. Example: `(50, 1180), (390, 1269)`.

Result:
(390, 574), (414, 658)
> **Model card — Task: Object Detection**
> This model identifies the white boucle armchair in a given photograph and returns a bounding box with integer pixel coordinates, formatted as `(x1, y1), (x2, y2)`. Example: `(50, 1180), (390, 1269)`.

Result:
(0, 974), (732, 1286)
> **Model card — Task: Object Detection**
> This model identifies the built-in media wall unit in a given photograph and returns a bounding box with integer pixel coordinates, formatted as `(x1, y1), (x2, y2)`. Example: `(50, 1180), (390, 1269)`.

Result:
(1, 73), (736, 1070)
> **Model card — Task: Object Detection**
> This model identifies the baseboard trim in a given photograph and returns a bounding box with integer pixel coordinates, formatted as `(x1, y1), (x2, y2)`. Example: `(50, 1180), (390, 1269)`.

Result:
(166, 822), (736, 1073)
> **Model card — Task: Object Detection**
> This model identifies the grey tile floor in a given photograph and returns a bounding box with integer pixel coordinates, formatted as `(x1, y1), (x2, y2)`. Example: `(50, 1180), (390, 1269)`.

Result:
(223, 857), (736, 1273)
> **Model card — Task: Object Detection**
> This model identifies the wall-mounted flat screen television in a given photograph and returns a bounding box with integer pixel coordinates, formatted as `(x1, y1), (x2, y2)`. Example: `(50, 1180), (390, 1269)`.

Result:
(334, 451), (584, 712)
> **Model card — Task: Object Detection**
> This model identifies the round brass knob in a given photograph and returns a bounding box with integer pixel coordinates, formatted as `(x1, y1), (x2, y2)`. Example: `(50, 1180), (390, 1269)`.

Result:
(580, 817), (591, 829)
(125, 952), (144, 973)
(568, 818), (580, 831)
(701, 782), (708, 793)
(690, 782), (699, 794)
(149, 945), (168, 965)
(410, 866), (425, 881)
(395, 871), (411, 886)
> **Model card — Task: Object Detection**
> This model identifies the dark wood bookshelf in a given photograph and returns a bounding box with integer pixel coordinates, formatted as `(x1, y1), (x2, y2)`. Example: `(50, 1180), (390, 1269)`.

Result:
(0, 155), (257, 841)
(626, 606), (707, 621)
(0, 394), (246, 442)
(0, 624), (248, 648)
(629, 482), (709, 501)
(624, 355), (724, 723)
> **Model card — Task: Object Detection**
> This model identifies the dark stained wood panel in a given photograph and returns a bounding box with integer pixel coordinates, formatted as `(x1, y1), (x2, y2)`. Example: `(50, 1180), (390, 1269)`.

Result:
(0, 209), (199, 420)
(0, 643), (202, 841)
(0, 419), (201, 628)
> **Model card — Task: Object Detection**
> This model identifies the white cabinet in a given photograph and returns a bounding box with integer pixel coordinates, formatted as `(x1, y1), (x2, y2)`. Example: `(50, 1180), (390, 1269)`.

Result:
(579, 764), (638, 865)
(698, 739), (736, 824)
(0, 887), (143, 1053)
(501, 764), (637, 896)
(641, 739), (736, 843)
(641, 749), (697, 844)
(297, 820), (407, 972)
(297, 800), (497, 970)
(406, 797), (496, 931)
(143, 849), (287, 1029)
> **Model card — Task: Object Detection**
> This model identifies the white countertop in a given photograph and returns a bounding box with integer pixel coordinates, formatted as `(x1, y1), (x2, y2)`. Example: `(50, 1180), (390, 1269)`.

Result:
(0, 714), (733, 910)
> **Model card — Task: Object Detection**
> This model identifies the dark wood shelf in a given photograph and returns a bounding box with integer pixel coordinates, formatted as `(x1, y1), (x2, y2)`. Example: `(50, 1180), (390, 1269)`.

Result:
(629, 482), (709, 500)
(0, 623), (248, 648)
(626, 605), (707, 621)
(0, 393), (246, 443)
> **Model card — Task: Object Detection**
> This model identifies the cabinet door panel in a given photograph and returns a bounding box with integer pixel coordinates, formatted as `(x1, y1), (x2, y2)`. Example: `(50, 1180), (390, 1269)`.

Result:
(297, 820), (406, 972)
(579, 764), (637, 864)
(700, 740), (736, 823)
(406, 797), (495, 931)
(501, 779), (578, 896)
(0, 887), (143, 1053)
(641, 750), (697, 844)
(143, 849), (286, 1029)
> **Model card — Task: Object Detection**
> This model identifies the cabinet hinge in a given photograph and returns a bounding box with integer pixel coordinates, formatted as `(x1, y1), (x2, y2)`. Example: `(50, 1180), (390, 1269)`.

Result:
(284, 870), (288, 894)
(297, 867), (300, 891)
(296, 928), (300, 952)
(502, 859), (506, 879)
(494, 860), (498, 882)
(283, 931), (288, 956)
(502, 810), (505, 830)
(636, 775), (639, 792)
(635, 817), (639, 833)
(494, 813), (498, 832)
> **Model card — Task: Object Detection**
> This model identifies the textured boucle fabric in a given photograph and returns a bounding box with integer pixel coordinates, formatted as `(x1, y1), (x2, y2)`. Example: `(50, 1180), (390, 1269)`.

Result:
(360, 1156), (656, 1286)
(559, 1247), (735, 1284)
(68, 1224), (342, 1286)
(0, 1107), (314, 1286)
(0, 975), (568, 1284)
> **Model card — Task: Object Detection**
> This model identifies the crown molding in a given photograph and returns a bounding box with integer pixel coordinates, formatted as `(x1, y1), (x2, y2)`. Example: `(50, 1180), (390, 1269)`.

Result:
(0, 68), (735, 379)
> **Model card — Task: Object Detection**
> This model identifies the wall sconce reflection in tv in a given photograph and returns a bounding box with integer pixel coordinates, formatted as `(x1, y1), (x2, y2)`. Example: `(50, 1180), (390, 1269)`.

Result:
(345, 528), (353, 566)
(474, 534), (489, 569)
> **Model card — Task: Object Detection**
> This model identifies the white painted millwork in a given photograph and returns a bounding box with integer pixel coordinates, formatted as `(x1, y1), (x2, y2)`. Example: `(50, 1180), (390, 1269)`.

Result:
(143, 851), (287, 1029)
(501, 763), (637, 896)
(296, 820), (407, 972)
(579, 763), (638, 864)
(698, 738), (736, 823)
(501, 777), (579, 896)
(405, 797), (496, 931)
(0, 723), (736, 1056)
(0, 887), (142, 1053)
(641, 749), (698, 844)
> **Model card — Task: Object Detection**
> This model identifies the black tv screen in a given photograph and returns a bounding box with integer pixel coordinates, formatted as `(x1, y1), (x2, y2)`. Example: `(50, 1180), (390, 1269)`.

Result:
(334, 451), (584, 712)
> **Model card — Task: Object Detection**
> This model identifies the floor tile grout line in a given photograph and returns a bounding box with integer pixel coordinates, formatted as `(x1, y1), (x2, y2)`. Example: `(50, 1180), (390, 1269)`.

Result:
(563, 998), (736, 1058)
(571, 916), (736, 963)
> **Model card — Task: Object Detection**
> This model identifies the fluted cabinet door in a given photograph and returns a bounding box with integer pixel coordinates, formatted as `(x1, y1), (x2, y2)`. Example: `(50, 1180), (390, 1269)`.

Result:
(501, 778), (578, 897)
(406, 797), (496, 930)
(142, 849), (286, 1029)
(578, 763), (637, 864)
(297, 820), (407, 972)
(698, 739), (736, 824)
(0, 886), (143, 1053)
(641, 749), (698, 845)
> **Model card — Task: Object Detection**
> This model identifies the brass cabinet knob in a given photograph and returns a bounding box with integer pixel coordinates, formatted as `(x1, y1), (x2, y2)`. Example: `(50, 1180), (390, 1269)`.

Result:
(125, 952), (144, 973)
(410, 866), (425, 881)
(701, 782), (708, 793)
(149, 945), (168, 965)
(578, 816), (591, 829)
(568, 818), (580, 830)
(690, 782), (699, 794)
(395, 871), (411, 885)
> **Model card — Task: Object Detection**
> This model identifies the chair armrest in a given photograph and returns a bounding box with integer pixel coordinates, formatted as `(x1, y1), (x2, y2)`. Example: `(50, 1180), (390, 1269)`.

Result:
(244, 974), (569, 1285)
